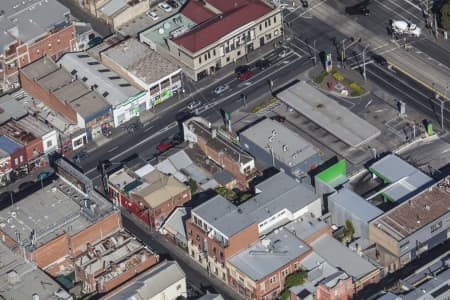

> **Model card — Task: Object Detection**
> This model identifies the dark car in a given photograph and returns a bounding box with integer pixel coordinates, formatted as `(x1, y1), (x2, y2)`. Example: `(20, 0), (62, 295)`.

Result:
(255, 59), (270, 70)
(235, 65), (251, 77)
(238, 70), (254, 81)
(167, 0), (179, 8)
(88, 36), (103, 48)
(270, 115), (286, 123)
(345, 1), (370, 16)
(37, 171), (54, 181)
(372, 54), (388, 66)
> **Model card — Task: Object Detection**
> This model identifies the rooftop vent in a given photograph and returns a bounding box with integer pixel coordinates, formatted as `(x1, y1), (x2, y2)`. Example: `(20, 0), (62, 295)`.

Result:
(7, 270), (19, 285)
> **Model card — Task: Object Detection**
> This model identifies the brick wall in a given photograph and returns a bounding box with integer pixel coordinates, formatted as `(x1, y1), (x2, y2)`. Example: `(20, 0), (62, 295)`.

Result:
(69, 211), (122, 256)
(19, 68), (78, 123)
(151, 188), (191, 229)
(316, 277), (354, 300)
(10, 147), (27, 169)
(28, 234), (70, 272)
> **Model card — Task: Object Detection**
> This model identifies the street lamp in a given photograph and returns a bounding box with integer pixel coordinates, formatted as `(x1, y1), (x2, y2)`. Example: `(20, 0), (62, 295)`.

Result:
(362, 45), (369, 81)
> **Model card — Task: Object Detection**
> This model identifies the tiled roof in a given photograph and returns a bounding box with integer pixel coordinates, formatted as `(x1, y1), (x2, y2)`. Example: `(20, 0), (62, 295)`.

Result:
(175, 0), (272, 53)
(182, 1), (216, 24)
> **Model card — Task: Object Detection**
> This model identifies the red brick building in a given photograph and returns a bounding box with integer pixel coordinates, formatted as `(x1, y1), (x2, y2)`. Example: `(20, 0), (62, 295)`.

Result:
(108, 164), (191, 229)
(0, 135), (26, 182)
(183, 117), (257, 190)
(0, 0), (76, 89)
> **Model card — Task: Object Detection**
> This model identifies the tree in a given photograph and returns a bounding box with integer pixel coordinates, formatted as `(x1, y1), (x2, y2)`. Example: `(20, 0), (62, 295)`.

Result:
(441, 0), (450, 31)
(189, 179), (198, 195)
(279, 270), (308, 300)
(344, 219), (355, 240)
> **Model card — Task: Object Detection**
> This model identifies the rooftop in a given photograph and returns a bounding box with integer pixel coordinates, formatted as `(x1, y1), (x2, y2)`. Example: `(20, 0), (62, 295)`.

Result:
(173, 0), (273, 53)
(0, 94), (28, 124)
(0, 115), (54, 145)
(329, 188), (384, 222)
(0, 242), (71, 300)
(277, 81), (380, 148)
(100, 0), (129, 17)
(311, 235), (378, 280)
(106, 260), (185, 300)
(0, 178), (114, 251)
(404, 268), (450, 300)
(160, 207), (190, 242)
(101, 38), (180, 87)
(0, 0), (70, 52)
(284, 215), (329, 242)
(185, 118), (254, 165)
(0, 135), (22, 154)
(369, 154), (434, 202)
(192, 195), (255, 238)
(227, 228), (310, 281)
(58, 52), (142, 107)
(19, 56), (59, 80)
(240, 118), (320, 170)
(371, 177), (450, 241)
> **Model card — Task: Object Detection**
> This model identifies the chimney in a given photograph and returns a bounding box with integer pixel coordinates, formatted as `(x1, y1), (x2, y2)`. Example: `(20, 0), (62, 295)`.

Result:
(211, 128), (217, 139)
(7, 270), (19, 285)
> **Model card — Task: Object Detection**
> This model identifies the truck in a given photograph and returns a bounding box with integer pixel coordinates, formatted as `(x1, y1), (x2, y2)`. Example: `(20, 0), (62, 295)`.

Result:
(391, 20), (421, 37)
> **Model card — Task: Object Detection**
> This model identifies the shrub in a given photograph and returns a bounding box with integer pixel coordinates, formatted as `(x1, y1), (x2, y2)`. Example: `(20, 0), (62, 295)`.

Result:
(313, 71), (328, 84)
(239, 193), (252, 202)
(349, 82), (365, 96)
(332, 72), (344, 81)
(269, 98), (278, 104)
(215, 187), (237, 200)
(189, 179), (198, 195)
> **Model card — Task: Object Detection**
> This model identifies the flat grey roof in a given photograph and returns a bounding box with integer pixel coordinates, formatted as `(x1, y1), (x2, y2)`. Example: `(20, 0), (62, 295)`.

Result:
(369, 154), (433, 202)
(100, 0), (128, 17)
(102, 38), (180, 87)
(192, 195), (255, 238)
(277, 81), (380, 147)
(20, 56), (60, 81)
(59, 52), (141, 107)
(68, 90), (111, 119)
(0, 242), (70, 300)
(240, 117), (320, 168)
(311, 235), (377, 280)
(329, 188), (383, 222)
(106, 260), (185, 300)
(404, 268), (450, 300)
(228, 228), (310, 281)
(241, 172), (319, 224)
(284, 215), (329, 241)
(161, 207), (190, 241)
(0, 0), (70, 52)
(0, 178), (111, 251)
(38, 69), (74, 93)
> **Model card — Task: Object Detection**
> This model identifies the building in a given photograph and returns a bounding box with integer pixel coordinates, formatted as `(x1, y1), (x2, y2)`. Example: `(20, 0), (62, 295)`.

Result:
(187, 195), (259, 283)
(19, 56), (114, 144)
(277, 81), (380, 148)
(368, 154), (434, 203)
(239, 117), (321, 179)
(310, 235), (380, 292)
(58, 52), (147, 127)
(198, 294), (225, 300)
(160, 207), (191, 249)
(140, 0), (283, 80)
(328, 188), (384, 239)
(74, 230), (159, 293)
(0, 0), (76, 89)
(227, 228), (312, 300)
(0, 241), (72, 300)
(369, 177), (450, 273)
(0, 176), (121, 276)
(101, 38), (182, 109)
(108, 163), (191, 229)
(101, 260), (186, 300)
(0, 135), (26, 183)
(183, 117), (257, 189)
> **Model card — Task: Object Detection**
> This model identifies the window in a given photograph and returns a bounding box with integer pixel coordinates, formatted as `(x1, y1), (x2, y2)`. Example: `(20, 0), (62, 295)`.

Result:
(199, 57), (202, 64)
(108, 76), (120, 80)
(193, 216), (198, 225)
(48, 43), (52, 49)
(14, 158), (18, 165)
(431, 221), (442, 233)
(400, 240), (410, 249)
(208, 52), (211, 59)
(98, 69), (110, 73)
(274, 16), (277, 23)
(268, 19), (271, 26)
(102, 92), (109, 97)
(294, 262), (299, 270)
(176, 284), (182, 290)
(226, 57), (230, 62)
(259, 24), (262, 31)
(282, 268), (289, 277)
(213, 49), (216, 56)
(269, 275), (277, 284)
(57, 38), (61, 44)
(119, 83), (131, 87)
(204, 54), (207, 61)
(88, 61), (100, 65)
(19, 156), (23, 163)
(237, 51), (241, 56)
(81, 77), (88, 82)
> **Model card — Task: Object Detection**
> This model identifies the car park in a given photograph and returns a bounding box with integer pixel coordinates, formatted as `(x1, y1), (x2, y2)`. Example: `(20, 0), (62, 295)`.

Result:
(214, 84), (230, 94)
(255, 59), (270, 70)
(187, 100), (202, 110)
(235, 65), (250, 77)
(238, 70), (254, 81)
(158, 2), (172, 12)
(146, 11), (159, 20)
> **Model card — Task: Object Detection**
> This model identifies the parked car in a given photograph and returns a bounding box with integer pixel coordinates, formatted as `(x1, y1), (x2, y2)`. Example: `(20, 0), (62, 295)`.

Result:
(88, 36), (103, 48)
(37, 171), (54, 181)
(270, 115), (286, 123)
(73, 151), (89, 162)
(157, 139), (174, 152)
(235, 65), (250, 77)
(238, 70), (254, 81)
(345, 0), (370, 16)
(372, 54), (388, 66)
(255, 59), (270, 70)
(214, 84), (229, 94)
(187, 100), (202, 110)
(167, 0), (179, 8)
(158, 2), (173, 12)
(146, 11), (159, 20)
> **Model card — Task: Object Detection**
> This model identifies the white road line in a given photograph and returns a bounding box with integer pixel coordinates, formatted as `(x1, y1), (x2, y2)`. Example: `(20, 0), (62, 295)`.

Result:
(378, 0), (422, 23)
(144, 125), (154, 132)
(289, 42), (310, 55)
(401, 0), (422, 12)
(107, 146), (119, 153)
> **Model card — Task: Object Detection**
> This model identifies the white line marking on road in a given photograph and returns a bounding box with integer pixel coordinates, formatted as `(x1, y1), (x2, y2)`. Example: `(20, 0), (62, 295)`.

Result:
(107, 146), (119, 153)
(144, 125), (154, 132)
(378, 0), (423, 23)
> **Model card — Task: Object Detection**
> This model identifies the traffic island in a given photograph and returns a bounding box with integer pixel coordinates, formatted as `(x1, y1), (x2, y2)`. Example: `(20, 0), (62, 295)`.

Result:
(311, 68), (368, 98)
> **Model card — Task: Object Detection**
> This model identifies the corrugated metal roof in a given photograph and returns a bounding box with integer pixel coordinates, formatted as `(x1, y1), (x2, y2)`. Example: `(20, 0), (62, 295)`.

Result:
(0, 136), (22, 154)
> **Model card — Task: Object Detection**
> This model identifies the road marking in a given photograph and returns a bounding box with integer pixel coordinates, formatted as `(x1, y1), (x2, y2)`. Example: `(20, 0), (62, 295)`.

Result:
(85, 121), (178, 175)
(144, 125), (154, 132)
(107, 146), (119, 153)
(377, 0), (423, 23)
(401, 0), (422, 11)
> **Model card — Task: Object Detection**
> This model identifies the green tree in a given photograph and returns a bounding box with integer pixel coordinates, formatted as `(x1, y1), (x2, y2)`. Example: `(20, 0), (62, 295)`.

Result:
(441, 0), (450, 31)
(279, 270), (308, 300)
(344, 219), (355, 240)
(189, 179), (198, 195)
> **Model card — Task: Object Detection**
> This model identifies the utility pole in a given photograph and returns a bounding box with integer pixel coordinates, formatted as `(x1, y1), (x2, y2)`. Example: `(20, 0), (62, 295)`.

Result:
(440, 100), (445, 129)
(313, 40), (317, 65)
(341, 38), (346, 67)
(362, 45), (368, 81)
(10, 192), (14, 209)
(434, 14), (438, 38)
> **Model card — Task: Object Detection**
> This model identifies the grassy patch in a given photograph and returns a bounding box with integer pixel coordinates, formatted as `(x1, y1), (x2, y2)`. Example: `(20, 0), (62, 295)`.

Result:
(349, 82), (365, 96)
(332, 72), (344, 81)
(251, 98), (277, 113)
(269, 97), (278, 104)
(343, 78), (352, 85)
(215, 187), (237, 200)
(313, 71), (328, 84)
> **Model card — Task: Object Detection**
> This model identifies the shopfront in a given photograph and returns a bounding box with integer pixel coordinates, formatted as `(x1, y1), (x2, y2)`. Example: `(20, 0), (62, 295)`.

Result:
(113, 91), (149, 127)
